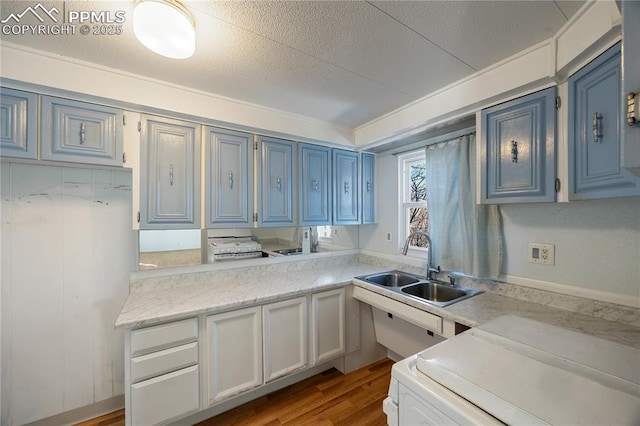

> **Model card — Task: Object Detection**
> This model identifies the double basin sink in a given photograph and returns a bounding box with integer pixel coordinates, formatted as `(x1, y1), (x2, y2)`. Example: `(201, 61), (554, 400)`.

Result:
(355, 270), (483, 308)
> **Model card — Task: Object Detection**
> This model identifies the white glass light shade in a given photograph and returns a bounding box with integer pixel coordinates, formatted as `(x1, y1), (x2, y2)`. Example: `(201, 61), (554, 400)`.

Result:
(133, 0), (195, 59)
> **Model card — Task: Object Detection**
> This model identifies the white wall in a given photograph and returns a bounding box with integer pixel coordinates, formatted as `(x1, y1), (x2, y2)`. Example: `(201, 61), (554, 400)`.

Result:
(359, 154), (640, 301)
(1, 163), (136, 425)
(500, 199), (640, 297)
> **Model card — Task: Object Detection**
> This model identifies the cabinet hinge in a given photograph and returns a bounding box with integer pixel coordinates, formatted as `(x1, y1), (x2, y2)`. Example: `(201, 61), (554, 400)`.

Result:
(123, 115), (126, 126)
(555, 96), (561, 110)
(555, 178), (561, 192)
(137, 211), (141, 223)
(253, 212), (258, 222)
(627, 92), (640, 127)
(253, 140), (258, 150)
(137, 121), (141, 132)
(122, 152), (127, 164)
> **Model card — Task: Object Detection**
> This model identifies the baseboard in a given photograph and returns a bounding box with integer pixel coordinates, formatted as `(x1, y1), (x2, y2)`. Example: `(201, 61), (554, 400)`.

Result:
(23, 395), (124, 426)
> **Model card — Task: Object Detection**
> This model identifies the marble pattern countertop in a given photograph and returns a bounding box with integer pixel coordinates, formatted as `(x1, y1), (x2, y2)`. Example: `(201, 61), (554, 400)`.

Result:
(116, 258), (384, 329)
(116, 254), (640, 349)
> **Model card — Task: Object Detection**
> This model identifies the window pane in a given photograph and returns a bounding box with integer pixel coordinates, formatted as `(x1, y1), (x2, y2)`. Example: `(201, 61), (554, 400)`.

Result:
(408, 207), (429, 248)
(410, 162), (426, 202)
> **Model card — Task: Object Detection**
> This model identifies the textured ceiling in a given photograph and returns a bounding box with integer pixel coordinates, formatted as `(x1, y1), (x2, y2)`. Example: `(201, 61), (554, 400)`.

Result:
(0, 0), (584, 128)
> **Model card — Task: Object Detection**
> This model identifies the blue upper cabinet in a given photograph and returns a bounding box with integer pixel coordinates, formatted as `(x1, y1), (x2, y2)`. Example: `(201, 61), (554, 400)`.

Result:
(568, 43), (640, 200)
(0, 88), (37, 160)
(299, 143), (331, 226)
(41, 95), (124, 166)
(205, 127), (253, 228)
(332, 149), (360, 225)
(258, 136), (295, 227)
(140, 115), (201, 229)
(480, 87), (557, 204)
(361, 152), (375, 224)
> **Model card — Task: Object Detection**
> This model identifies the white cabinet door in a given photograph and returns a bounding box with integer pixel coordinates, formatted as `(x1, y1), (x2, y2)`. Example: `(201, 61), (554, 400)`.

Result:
(206, 307), (262, 404)
(311, 288), (346, 365)
(263, 297), (308, 383)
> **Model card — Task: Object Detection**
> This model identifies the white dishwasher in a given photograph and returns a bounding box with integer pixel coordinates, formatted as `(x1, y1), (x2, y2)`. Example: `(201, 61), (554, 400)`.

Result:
(384, 315), (640, 425)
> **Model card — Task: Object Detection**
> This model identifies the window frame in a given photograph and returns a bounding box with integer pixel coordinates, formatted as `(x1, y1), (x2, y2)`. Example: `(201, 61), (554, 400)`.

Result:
(397, 149), (429, 257)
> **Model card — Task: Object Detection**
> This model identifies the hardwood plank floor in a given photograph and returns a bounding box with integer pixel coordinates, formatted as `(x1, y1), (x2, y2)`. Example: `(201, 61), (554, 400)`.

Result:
(76, 358), (393, 426)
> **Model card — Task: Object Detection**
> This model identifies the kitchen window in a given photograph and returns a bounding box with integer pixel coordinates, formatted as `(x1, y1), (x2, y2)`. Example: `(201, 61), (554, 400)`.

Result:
(398, 149), (429, 255)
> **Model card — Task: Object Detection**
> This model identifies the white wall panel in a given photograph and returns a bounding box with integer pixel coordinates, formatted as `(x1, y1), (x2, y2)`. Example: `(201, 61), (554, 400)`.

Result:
(0, 163), (135, 425)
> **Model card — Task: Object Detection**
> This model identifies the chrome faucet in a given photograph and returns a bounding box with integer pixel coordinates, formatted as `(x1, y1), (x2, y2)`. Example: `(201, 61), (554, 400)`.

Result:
(310, 227), (319, 253)
(402, 230), (440, 281)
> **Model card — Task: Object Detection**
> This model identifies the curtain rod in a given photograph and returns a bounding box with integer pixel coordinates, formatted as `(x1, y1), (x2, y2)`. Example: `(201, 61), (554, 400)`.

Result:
(388, 126), (476, 157)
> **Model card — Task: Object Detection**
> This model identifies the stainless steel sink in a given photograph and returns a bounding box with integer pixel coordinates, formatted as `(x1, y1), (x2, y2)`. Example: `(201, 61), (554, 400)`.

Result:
(402, 281), (467, 302)
(355, 270), (483, 307)
(360, 271), (421, 287)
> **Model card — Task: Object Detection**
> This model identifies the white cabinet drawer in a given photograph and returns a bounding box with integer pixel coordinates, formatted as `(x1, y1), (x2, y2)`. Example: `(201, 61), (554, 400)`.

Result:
(131, 365), (199, 426)
(131, 342), (198, 384)
(131, 318), (198, 357)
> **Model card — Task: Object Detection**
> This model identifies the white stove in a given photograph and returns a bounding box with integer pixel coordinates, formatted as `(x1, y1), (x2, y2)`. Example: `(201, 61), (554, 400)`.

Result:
(385, 315), (640, 425)
(206, 229), (262, 262)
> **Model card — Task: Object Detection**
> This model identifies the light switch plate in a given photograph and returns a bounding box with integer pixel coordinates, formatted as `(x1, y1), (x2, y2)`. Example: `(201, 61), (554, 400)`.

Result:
(528, 243), (555, 265)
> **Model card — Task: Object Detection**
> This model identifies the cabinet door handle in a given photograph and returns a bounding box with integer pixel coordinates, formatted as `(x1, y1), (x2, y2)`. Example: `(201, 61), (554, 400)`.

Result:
(366, 181), (371, 192)
(276, 176), (282, 191)
(593, 112), (602, 142)
(511, 140), (518, 163)
(80, 122), (86, 144)
(169, 165), (174, 186)
(344, 181), (350, 194)
(312, 178), (319, 191)
(228, 171), (233, 189)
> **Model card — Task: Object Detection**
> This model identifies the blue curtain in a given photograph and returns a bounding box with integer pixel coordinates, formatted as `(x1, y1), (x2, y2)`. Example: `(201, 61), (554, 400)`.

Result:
(425, 135), (503, 278)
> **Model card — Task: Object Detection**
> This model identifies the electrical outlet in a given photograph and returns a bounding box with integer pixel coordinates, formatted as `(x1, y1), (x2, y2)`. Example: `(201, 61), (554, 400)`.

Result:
(333, 227), (339, 237)
(386, 232), (392, 243)
(528, 243), (555, 265)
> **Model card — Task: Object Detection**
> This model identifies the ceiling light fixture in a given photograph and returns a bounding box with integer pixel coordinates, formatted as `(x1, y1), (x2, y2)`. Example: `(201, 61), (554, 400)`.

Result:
(133, 0), (196, 59)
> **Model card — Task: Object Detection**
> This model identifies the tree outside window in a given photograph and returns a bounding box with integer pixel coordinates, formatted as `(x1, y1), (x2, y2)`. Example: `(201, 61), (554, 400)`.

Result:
(399, 150), (429, 252)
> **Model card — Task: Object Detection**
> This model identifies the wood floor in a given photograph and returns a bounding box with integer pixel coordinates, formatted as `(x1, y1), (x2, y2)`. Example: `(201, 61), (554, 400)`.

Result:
(76, 358), (393, 426)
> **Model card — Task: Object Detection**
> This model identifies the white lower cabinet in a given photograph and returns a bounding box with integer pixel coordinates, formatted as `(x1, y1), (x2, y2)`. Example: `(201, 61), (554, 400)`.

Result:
(311, 288), (346, 365)
(263, 297), (308, 382)
(125, 288), (348, 424)
(206, 306), (263, 404)
(126, 318), (199, 426)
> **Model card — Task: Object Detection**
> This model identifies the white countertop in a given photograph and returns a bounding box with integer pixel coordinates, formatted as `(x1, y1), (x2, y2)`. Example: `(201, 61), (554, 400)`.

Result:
(115, 254), (640, 349)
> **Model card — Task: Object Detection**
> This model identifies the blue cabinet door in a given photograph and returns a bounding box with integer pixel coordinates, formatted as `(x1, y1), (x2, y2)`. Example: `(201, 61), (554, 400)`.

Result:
(205, 128), (253, 227)
(621, 1), (640, 175)
(361, 153), (376, 224)
(258, 136), (295, 227)
(299, 143), (331, 226)
(568, 43), (639, 199)
(0, 88), (37, 160)
(480, 87), (556, 204)
(140, 115), (201, 229)
(41, 96), (123, 166)
(332, 149), (360, 225)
